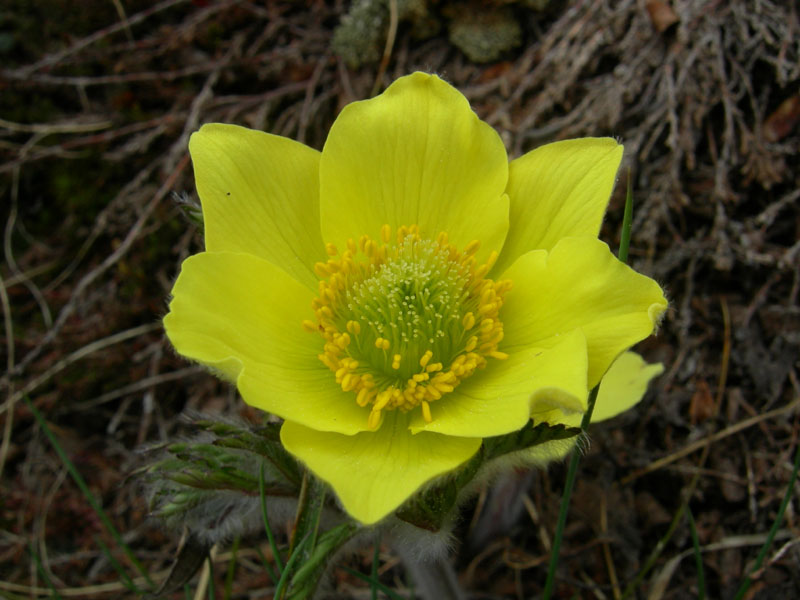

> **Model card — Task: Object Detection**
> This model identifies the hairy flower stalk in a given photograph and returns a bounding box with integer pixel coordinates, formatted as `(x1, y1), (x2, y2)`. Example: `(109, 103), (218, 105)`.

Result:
(163, 72), (667, 537)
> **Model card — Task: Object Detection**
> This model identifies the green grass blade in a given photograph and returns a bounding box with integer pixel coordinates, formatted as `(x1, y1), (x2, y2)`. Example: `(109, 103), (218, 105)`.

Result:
(542, 384), (600, 599)
(734, 442), (800, 600)
(254, 545), (279, 584)
(618, 168), (633, 264)
(621, 505), (685, 598)
(223, 536), (240, 600)
(260, 461), (285, 574)
(273, 533), (311, 600)
(342, 566), (408, 600)
(686, 506), (706, 599)
(24, 397), (154, 587)
(29, 541), (63, 600)
(95, 535), (140, 593)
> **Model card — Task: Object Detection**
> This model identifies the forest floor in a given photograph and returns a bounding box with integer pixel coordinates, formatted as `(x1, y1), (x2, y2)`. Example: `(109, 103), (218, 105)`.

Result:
(1, 1), (799, 598)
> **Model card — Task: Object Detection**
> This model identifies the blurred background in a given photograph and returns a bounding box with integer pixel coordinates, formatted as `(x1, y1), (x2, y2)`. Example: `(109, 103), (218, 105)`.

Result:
(1, 0), (798, 598)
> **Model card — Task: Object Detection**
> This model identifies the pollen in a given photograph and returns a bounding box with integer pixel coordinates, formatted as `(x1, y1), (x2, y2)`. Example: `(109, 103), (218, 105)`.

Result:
(303, 224), (511, 428)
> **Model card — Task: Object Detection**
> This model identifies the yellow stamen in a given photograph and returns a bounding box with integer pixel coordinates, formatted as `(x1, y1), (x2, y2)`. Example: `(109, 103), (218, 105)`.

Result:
(419, 350), (433, 368)
(356, 387), (371, 407)
(313, 262), (329, 278)
(305, 224), (512, 429)
(462, 312), (475, 330)
(464, 239), (481, 257)
(421, 401), (432, 423)
(465, 336), (478, 352)
(367, 409), (382, 430)
(478, 302), (497, 316)
(374, 390), (392, 411)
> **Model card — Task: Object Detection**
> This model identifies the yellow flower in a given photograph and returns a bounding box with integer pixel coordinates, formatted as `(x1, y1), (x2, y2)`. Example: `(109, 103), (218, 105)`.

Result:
(164, 73), (667, 524)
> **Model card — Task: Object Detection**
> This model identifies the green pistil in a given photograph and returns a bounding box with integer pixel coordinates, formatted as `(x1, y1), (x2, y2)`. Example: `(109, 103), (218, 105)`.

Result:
(338, 237), (472, 380)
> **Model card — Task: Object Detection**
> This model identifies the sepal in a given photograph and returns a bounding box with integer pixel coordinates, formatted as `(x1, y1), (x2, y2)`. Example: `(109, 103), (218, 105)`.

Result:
(395, 421), (580, 531)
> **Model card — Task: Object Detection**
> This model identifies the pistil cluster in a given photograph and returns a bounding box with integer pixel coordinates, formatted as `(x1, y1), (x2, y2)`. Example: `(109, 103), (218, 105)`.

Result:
(303, 225), (511, 429)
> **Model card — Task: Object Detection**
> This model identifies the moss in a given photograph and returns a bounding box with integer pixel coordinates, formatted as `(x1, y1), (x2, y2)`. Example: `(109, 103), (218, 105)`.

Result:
(332, 0), (436, 69)
(447, 6), (521, 63)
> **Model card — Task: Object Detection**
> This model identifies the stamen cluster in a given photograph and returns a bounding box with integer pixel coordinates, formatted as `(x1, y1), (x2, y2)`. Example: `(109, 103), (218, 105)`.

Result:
(303, 225), (511, 429)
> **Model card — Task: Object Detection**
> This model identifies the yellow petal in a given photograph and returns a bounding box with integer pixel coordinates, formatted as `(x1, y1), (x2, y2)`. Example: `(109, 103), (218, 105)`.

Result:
(494, 138), (623, 275)
(409, 329), (588, 436)
(501, 237), (667, 388)
(189, 123), (325, 290)
(519, 352), (663, 464)
(592, 351), (664, 422)
(319, 72), (509, 263)
(280, 413), (481, 524)
(164, 252), (370, 435)
(510, 353), (662, 468)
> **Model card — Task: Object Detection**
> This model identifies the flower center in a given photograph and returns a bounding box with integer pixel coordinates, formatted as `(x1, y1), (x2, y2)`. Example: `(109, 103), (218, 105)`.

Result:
(303, 225), (511, 430)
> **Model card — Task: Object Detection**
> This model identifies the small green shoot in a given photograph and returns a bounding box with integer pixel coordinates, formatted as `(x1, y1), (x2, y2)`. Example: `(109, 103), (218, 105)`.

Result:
(619, 168), (633, 263)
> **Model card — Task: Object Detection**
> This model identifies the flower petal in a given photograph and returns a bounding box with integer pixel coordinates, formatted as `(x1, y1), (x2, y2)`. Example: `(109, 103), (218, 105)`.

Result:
(164, 252), (370, 435)
(280, 413), (481, 524)
(319, 72), (509, 262)
(189, 123), (325, 290)
(409, 329), (588, 436)
(518, 352), (663, 464)
(501, 237), (667, 387)
(592, 351), (664, 422)
(494, 138), (623, 275)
